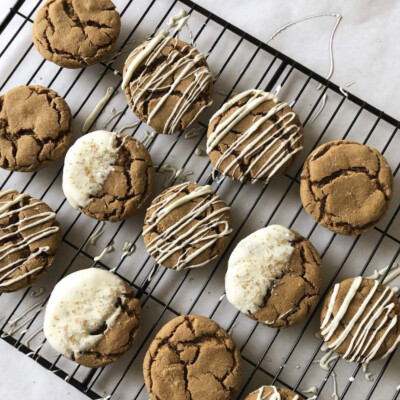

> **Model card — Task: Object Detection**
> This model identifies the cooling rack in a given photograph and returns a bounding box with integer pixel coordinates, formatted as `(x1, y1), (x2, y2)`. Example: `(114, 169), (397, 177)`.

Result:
(1, 0), (400, 399)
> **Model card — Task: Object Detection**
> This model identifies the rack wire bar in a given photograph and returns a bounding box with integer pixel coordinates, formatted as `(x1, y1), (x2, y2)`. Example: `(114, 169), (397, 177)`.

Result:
(0, 0), (400, 399)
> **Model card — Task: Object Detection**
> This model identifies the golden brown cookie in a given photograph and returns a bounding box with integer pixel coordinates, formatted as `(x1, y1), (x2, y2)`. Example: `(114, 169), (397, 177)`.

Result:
(225, 225), (322, 328)
(0, 85), (72, 172)
(143, 315), (242, 400)
(122, 35), (213, 135)
(44, 268), (141, 368)
(320, 277), (400, 363)
(0, 189), (62, 292)
(245, 385), (304, 400)
(206, 89), (304, 184)
(63, 130), (154, 222)
(142, 182), (232, 270)
(300, 140), (393, 235)
(33, 0), (121, 68)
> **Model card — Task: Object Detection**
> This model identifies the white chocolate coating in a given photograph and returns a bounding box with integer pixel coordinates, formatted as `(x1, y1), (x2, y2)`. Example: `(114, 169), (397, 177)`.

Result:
(251, 385), (299, 400)
(225, 225), (295, 315)
(43, 268), (127, 358)
(62, 130), (123, 209)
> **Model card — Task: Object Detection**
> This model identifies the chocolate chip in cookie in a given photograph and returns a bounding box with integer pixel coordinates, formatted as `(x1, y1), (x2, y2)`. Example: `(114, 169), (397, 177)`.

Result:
(143, 315), (242, 400)
(207, 89), (304, 184)
(33, 0), (121, 68)
(245, 385), (304, 400)
(300, 140), (393, 235)
(122, 34), (213, 135)
(142, 182), (232, 270)
(225, 225), (322, 328)
(44, 268), (141, 368)
(63, 130), (154, 222)
(320, 277), (400, 363)
(0, 85), (73, 172)
(0, 189), (62, 292)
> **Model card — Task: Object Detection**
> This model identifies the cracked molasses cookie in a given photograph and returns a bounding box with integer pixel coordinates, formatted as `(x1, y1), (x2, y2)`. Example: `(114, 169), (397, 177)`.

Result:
(300, 140), (393, 235)
(63, 130), (154, 222)
(225, 225), (322, 328)
(320, 277), (400, 363)
(0, 85), (72, 172)
(245, 385), (304, 400)
(44, 268), (141, 368)
(206, 89), (304, 184)
(142, 182), (232, 270)
(122, 32), (213, 135)
(0, 189), (62, 292)
(143, 315), (242, 400)
(33, 0), (121, 68)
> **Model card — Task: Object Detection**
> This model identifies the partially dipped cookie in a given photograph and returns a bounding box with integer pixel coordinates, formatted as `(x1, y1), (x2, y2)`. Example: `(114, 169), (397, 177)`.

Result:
(143, 182), (232, 270)
(44, 268), (141, 368)
(0, 85), (72, 172)
(143, 315), (242, 400)
(207, 89), (303, 183)
(225, 225), (322, 328)
(320, 277), (400, 363)
(0, 189), (62, 292)
(245, 385), (304, 400)
(63, 130), (154, 221)
(300, 140), (393, 235)
(122, 32), (213, 134)
(33, 0), (121, 68)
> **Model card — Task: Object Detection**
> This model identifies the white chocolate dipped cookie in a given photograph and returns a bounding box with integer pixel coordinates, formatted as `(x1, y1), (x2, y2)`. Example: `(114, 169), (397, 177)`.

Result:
(207, 89), (303, 183)
(142, 182), (232, 270)
(62, 130), (154, 221)
(122, 32), (213, 135)
(0, 189), (61, 292)
(245, 385), (303, 400)
(44, 268), (141, 368)
(320, 277), (400, 363)
(225, 225), (322, 328)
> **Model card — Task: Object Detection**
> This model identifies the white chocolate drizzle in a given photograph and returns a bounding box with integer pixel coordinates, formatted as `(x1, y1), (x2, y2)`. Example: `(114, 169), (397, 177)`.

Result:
(143, 182), (232, 270)
(311, 93), (328, 123)
(43, 268), (127, 358)
(206, 89), (303, 183)
(63, 131), (125, 209)
(141, 130), (156, 147)
(117, 122), (139, 133)
(184, 126), (203, 139)
(0, 190), (59, 288)
(82, 87), (115, 133)
(121, 241), (136, 261)
(367, 262), (400, 286)
(93, 241), (114, 262)
(225, 225), (295, 315)
(102, 108), (124, 129)
(320, 277), (400, 363)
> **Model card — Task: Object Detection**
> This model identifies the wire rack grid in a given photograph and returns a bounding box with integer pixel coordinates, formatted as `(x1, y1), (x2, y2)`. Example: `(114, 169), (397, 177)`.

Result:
(1, 0), (400, 399)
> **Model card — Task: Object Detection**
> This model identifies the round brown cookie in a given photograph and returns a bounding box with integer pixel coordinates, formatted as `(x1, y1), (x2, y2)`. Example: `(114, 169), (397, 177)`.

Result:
(225, 225), (322, 328)
(0, 85), (72, 172)
(33, 0), (121, 68)
(320, 277), (400, 363)
(63, 130), (154, 222)
(206, 89), (303, 184)
(300, 140), (393, 235)
(142, 182), (232, 270)
(44, 268), (141, 368)
(245, 385), (304, 400)
(0, 189), (62, 292)
(143, 315), (242, 400)
(122, 35), (213, 135)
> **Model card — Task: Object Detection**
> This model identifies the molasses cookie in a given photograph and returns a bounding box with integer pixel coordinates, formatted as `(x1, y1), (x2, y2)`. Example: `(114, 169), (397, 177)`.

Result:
(0, 85), (72, 172)
(0, 189), (62, 292)
(63, 130), (154, 221)
(320, 277), (400, 363)
(33, 0), (121, 68)
(245, 385), (304, 400)
(300, 140), (393, 235)
(143, 315), (242, 400)
(225, 225), (322, 328)
(206, 89), (303, 183)
(44, 268), (141, 368)
(122, 32), (213, 135)
(142, 182), (232, 270)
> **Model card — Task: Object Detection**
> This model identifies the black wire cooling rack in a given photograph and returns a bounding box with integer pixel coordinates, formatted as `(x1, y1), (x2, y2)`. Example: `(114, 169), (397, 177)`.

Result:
(1, 0), (400, 399)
